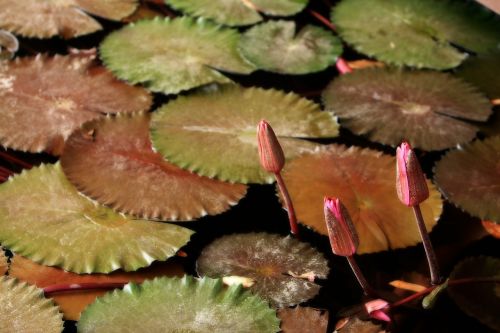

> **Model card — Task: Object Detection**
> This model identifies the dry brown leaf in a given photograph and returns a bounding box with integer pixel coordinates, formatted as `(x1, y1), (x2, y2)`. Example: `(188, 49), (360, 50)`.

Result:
(278, 307), (328, 333)
(482, 220), (500, 239)
(0, 248), (7, 275)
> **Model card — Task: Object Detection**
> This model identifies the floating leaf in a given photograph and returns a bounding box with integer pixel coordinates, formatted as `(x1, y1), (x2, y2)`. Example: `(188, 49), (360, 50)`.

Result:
(278, 307), (328, 333)
(239, 20), (342, 74)
(0, 276), (63, 333)
(434, 136), (500, 222)
(281, 145), (443, 254)
(0, 53), (152, 155)
(100, 17), (254, 95)
(0, 248), (7, 275)
(332, 0), (500, 69)
(166, 0), (308, 26)
(0, 30), (18, 60)
(151, 85), (338, 184)
(456, 53), (500, 99)
(61, 113), (247, 220)
(9, 255), (184, 320)
(0, 163), (194, 273)
(448, 256), (500, 331)
(335, 317), (385, 333)
(0, 0), (138, 38)
(322, 68), (491, 150)
(196, 233), (329, 307)
(78, 276), (280, 332)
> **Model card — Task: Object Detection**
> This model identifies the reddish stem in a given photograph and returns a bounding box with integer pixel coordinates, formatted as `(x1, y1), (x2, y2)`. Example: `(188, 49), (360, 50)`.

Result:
(0, 151), (32, 169)
(275, 172), (300, 238)
(43, 282), (127, 296)
(308, 9), (336, 31)
(413, 205), (441, 285)
(336, 58), (353, 74)
(346, 255), (376, 297)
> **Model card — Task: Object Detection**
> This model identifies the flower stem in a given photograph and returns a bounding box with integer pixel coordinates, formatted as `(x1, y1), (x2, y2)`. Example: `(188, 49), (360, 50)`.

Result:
(308, 9), (336, 31)
(275, 172), (300, 238)
(346, 255), (376, 297)
(0, 151), (32, 169)
(413, 205), (441, 285)
(43, 282), (127, 296)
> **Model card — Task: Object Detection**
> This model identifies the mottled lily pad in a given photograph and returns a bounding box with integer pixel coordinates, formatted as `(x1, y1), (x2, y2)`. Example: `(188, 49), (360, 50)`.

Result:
(322, 68), (491, 150)
(166, 0), (308, 26)
(278, 307), (328, 333)
(0, 0), (138, 38)
(151, 85), (338, 184)
(0, 248), (7, 275)
(100, 17), (254, 95)
(239, 20), (342, 74)
(78, 276), (280, 333)
(196, 233), (329, 307)
(281, 145), (443, 254)
(332, 0), (500, 69)
(61, 113), (247, 220)
(0, 276), (63, 333)
(448, 256), (500, 331)
(0, 30), (18, 59)
(0, 163), (194, 273)
(9, 255), (185, 320)
(0, 53), (152, 155)
(456, 53), (500, 99)
(434, 136), (500, 222)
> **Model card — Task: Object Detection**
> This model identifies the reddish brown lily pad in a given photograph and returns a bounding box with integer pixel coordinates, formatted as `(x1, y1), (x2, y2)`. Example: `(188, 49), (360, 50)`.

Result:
(434, 136), (500, 222)
(278, 307), (328, 333)
(196, 232), (329, 307)
(9, 255), (185, 320)
(61, 113), (247, 221)
(0, 53), (152, 155)
(281, 145), (443, 254)
(0, 248), (7, 275)
(0, 0), (138, 38)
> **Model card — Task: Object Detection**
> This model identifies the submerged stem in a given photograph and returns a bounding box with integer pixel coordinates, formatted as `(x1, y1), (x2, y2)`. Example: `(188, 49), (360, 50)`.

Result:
(413, 205), (441, 285)
(275, 172), (300, 238)
(43, 282), (127, 296)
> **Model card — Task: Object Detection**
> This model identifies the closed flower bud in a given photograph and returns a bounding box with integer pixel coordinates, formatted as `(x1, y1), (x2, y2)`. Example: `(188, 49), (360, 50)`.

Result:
(324, 197), (359, 256)
(257, 120), (285, 174)
(396, 141), (429, 207)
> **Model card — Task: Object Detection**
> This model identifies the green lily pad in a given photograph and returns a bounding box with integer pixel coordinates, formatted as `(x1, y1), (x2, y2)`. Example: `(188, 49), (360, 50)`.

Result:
(0, 276), (63, 333)
(0, 0), (138, 38)
(151, 85), (338, 184)
(196, 233), (329, 307)
(78, 276), (280, 333)
(332, 0), (500, 69)
(100, 17), (254, 95)
(322, 68), (492, 150)
(166, 0), (308, 26)
(239, 20), (343, 74)
(0, 163), (194, 273)
(434, 136), (500, 222)
(448, 256), (500, 331)
(456, 53), (500, 99)
(61, 113), (247, 221)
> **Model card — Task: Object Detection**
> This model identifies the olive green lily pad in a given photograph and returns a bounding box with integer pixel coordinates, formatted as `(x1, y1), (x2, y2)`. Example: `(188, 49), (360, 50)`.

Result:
(0, 163), (194, 273)
(0, 0), (138, 38)
(434, 136), (500, 222)
(322, 68), (491, 150)
(0, 276), (63, 333)
(100, 17), (255, 95)
(456, 53), (500, 99)
(78, 276), (280, 333)
(166, 0), (308, 26)
(332, 0), (500, 69)
(0, 248), (7, 275)
(61, 113), (247, 220)
(151, 85), (338, 184)
(196, 233), (329, 307)
(239, 20), (343, 74)
(281, 145), (443, 254)
(448, 256), (500, 331)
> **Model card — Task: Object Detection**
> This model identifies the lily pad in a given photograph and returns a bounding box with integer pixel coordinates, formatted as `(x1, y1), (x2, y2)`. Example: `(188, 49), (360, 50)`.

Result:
(196, 233), (329, 307)
(448, 256), (500, 331)
(239, 20), (343, 74)
(278, 307), (328, 333)
(100, 17), (255, 95)
(78, 276), (280, 333)
(151, 85), (338, 184)
(0, 30), (18, 60)
(61, 113), (247, 220)
(0, 53), (152, 155)
(0, 163), (194, 273)
(0, 248), (7, 275)
(0, 0), (138, 38)
(280, 145), (443, 254)
(166, 0), (308, 26)
(332, 0), (500, 69)
(0, 276), (63, 333)
(322, 68), (491, 150)
(9, 255), (185, 320)
(456, 53), (500, 99)
(434, 136), (500, 222)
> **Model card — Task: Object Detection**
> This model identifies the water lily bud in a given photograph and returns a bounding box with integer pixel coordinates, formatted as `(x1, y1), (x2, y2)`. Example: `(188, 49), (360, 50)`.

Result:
(257, 120), (285, 174)
(364, 299), (391, 322)
(396, 141), (429, 206)
(324, 197), (359, 256)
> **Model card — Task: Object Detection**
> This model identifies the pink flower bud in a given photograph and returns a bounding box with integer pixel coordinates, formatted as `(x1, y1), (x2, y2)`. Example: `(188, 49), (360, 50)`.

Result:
(324, 197), (359, 256)
(364, 299), (391, 322)
(257, 120), (285, 174)
(396, 141), (429, 206)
